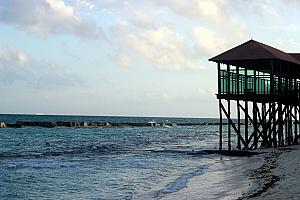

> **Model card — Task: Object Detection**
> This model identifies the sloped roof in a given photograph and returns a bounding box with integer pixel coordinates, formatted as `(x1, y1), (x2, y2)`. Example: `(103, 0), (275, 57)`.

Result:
(209, 40), (300, 65)
(289, 53), (300, 62)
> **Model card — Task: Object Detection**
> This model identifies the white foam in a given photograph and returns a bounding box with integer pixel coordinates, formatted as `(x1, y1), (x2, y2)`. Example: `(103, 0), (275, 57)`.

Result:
(157, 165), (208, 197)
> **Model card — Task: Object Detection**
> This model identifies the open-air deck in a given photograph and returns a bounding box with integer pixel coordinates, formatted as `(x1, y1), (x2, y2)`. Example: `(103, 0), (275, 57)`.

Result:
(218, 69), (300, 104)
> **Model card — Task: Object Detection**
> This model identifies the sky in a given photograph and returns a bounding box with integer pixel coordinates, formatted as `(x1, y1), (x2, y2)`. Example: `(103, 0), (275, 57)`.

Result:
(1, 0), (300, 117)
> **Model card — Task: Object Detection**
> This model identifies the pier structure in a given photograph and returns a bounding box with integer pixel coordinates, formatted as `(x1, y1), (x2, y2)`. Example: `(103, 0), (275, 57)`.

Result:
(209, 40), (300, 150)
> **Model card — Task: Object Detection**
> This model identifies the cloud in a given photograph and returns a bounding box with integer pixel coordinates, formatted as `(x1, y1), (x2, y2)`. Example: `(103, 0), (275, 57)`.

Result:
(0, 0), (103, 39)
(102, 0), (251, 70)
(193, 27), (226, 57)
(155, 0), (247, 38)
(128, 11), (157, 29)
(71, 0), (95, 12)
(156, 0), (222, 24)
(0, 47), (29, 65)
(128, 26), (201, 70)
(114, 53), (130, 67)
(0, 46), (82, 88)
(111, 22), (203, 71)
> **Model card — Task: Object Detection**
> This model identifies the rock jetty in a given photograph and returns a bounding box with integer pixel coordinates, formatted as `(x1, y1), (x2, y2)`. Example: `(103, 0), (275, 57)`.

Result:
(1, 121), (239, 128)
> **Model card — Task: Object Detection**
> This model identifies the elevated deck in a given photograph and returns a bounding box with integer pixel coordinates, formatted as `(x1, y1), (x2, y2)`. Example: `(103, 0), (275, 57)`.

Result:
(209, 40), (300, 150)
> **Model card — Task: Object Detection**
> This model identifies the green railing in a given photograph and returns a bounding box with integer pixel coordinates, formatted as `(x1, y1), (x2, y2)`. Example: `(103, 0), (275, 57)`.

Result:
(220, 70), (300, 95)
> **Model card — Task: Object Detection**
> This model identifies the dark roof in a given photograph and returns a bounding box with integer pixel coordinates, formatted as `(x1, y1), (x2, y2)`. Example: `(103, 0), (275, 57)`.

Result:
(289, 53), (300, 62)
(209, 40), (300, 65)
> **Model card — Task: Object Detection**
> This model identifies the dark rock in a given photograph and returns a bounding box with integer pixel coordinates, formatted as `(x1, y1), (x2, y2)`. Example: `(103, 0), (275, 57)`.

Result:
(56, 121), (72, 127)
(71, 122), (81, 127)
(146, 122), (155, 126)
(110, 123), (123, 127)
(36, 122), (57, 128)
(17, 121), (36, 126)
(97, 122), (106, 127)
(89, 122), (98, 127)
(126, 123), (146, 127)
(166, 123), (177, 126)
(6, 123), (22, 128)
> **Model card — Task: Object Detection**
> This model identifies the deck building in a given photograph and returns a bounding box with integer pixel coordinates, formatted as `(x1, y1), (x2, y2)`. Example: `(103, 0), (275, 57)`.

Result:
(209, 40), (300, 150)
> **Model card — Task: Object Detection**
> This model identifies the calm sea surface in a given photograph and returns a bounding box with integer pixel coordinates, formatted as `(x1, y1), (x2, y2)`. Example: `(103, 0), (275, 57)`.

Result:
(0, 115), (259, 200)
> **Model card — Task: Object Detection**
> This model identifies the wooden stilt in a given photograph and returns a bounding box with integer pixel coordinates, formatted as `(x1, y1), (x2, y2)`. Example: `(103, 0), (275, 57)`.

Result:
(219, 99), (222, 151)
(253, 102), (258, 149)
(245, 101), (249, 149)
(294, 106), (298, 144)
(261, 103), (267, 147)
(272, 102), (277, 147)
(278, 103), (284, 146)
(227, 100), (231, 150)
(237, 100), (241, 150)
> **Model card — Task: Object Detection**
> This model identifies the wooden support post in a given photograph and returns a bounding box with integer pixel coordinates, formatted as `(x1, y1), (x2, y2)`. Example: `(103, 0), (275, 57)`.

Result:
(236, 66), (241, 150)
(253, 102), (258, 149)
(218, 63), (221, 94)
(290, 106), (293, 145)
(285, 105), (288, 145)
(278, 103), (284, 146)
(298, 105), (300, 144)
(244, 68), (249, 149)
(253, 70), (258, 149)
(288, 105), (292, 145)
(245, 101), (249, 149)
(268, 102), (272, 147)
(219, 99), (223, 150)
(294, 106), (298, 144)
(237, 100), (241, 150)
(270, 61), (276, 147)
(218, 63), (222, 151)
(221, 103), (246, 146)
(227, 64), (231, 150)
(278, 64), (283, 146)
(261, 103), (267, 147)
(227, 100), (231, 150)
(272, 102), (277, 147)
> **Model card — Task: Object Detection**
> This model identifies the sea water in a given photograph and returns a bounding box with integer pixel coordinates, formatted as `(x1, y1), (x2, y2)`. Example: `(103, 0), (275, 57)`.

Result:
(0, 115), (260, 200)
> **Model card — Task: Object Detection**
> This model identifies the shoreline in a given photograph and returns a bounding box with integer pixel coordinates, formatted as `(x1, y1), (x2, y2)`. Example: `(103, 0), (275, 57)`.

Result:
(239, 145), (300, 199)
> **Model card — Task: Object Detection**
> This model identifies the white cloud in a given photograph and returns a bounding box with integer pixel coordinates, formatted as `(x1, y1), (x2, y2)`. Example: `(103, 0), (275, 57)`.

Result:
(124, 26), (201, 70)
(128, 11), (157, 29)
(47, 0), (74, 16)
(72, 0), (95, 11)
(0, 47), (29, 65)
(158, 0), (222, 23)
(101, 0), (252, 70)
(0, 0), (103, 39)
(154, 0), (247, 40)
(0, 46), (82, 88)
(193, 27), (226, 56)
(114, 53), (130, 67)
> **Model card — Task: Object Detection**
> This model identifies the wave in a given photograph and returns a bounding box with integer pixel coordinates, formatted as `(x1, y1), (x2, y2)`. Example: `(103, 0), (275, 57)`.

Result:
(0, 143), (133, 160)
(0, 147), (214, 160)
(156, 165), (208, 198)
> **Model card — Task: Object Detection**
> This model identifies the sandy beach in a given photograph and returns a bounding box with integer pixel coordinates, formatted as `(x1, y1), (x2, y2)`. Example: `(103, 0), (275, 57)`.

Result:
(240, 145), (300, 199)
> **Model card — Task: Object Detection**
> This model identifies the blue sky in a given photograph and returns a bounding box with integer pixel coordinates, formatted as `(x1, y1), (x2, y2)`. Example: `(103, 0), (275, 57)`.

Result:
(1, 0), (300, 117)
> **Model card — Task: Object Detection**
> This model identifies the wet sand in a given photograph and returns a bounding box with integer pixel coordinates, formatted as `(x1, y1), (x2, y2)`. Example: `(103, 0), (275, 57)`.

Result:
(240, 145), (300, 199)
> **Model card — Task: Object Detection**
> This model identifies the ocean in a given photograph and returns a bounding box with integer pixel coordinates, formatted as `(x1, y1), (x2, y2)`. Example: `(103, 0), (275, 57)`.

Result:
(0, 115), (261, 200)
